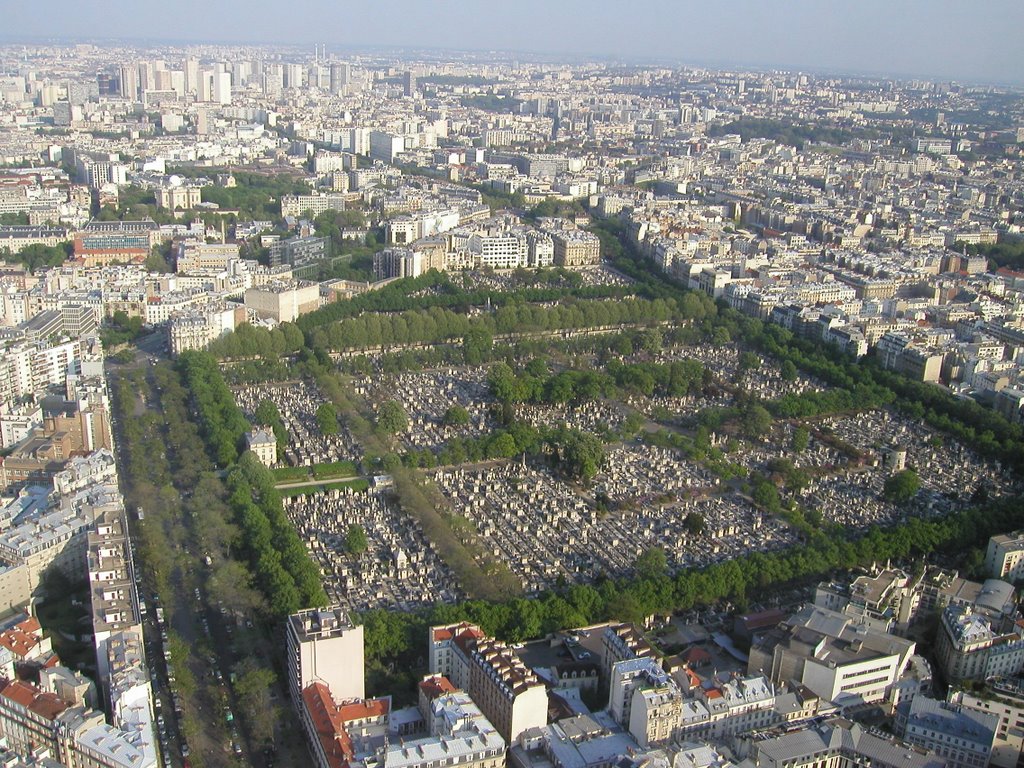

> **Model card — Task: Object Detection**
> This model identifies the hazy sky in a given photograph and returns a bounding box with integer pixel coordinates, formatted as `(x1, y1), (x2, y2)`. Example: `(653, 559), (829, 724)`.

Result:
(3, 0), (1023, 84)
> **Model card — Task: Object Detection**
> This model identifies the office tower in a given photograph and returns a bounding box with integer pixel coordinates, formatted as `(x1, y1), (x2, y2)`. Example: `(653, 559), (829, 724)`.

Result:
(199, 70), (213, 102)
(403, 70), (416, 97)
(153, 69), (172, 91)
(284, 63), (304, 89)
(96, 72), (117, 97)
(118, 65), (138, 99)
(330, 62), (350, 94)
(136, 62), (151, 94)
(263, 66), (283, 98)
(213, 71), (231, 105)
(184, 56), (199, 96)
(232, 60), (252, 87)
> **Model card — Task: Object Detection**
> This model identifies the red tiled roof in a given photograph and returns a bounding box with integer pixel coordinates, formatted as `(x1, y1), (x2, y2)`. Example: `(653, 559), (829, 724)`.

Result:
(301, 683), (351, 768)
(29, 691), (66, 720)
(685, 668), (702, 689)
(682, 647), (712, 665)
(419, 675), (457, 700)
(0, 680), (66, 721)
(452, 627), (484, 656)
(17, 617), (41, 635)
(0, 627), (42, 658)
(432, 621), (482, 644)
(339, 697), (389, 721)
(1, 680), (34, 707)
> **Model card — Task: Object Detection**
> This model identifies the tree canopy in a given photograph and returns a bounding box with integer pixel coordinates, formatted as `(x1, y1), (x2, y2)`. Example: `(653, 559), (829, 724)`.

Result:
(377, 401), (409, 435)
(883, 469), (921, 504)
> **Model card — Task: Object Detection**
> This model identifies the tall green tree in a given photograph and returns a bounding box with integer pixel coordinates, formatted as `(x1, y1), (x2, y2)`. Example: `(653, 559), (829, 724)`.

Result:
(377, 401), (409, 435)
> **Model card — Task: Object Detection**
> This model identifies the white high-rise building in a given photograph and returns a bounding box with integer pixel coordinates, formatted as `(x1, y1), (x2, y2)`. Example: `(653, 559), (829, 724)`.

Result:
(213, 71), (231, 105)
(198, 70), (213, 102)
(286, 607), (364, 706)
(183, 57), (199, 96)
(118, 65), (138, 100)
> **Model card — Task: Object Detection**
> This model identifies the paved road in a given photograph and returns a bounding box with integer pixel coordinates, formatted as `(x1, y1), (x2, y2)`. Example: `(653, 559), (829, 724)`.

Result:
(111, 345), (310, 768)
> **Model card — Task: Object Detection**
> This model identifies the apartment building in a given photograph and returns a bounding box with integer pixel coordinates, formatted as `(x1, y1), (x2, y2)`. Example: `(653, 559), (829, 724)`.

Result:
(87, 503), (143, 696)
(677, 673), (778, 742)
(0, 677), (156, 768)
(986, 533), (1024, 584)
(950, 677), (1024, 768)
(895, 696), (997, 768)
(287, 607), (365, 707)
(468, 230), (528, 270)
(468, 638), (547, 744)
(936, 602), (1024, 684)
(601, 622), (657, 685)
(428, 622), (486, 693)
(280, 193), (347, 219)
(616, 658), (682, 747)
(387, 689), (505, 768)
(751, 717), (945, 768)
(0, 489), (96, 593)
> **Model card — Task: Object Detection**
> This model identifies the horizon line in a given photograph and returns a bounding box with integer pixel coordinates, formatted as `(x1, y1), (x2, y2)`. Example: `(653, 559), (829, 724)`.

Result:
(1, 34), (1022, 90)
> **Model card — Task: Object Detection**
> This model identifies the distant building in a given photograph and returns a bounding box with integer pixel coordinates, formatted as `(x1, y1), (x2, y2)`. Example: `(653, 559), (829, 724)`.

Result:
(244, 280), (321, 323)
(166, 303), (243, 357)
(916, 138), (953, 154)
(281, 193), (347, 219)
(0, 226), (69, 254)
(174, 241), (239, 272)
(154, 185), (201, 212)
(73, 220), (159, 267)
(246, 428), (277, 467)
(550, 228), (601, 267)
(269, 235), (330, 271)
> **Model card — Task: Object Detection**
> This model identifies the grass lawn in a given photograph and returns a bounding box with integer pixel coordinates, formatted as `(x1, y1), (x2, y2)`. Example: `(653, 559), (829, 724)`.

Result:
(311, 460), (358, 480)
(271, 466), (311, 482)
(279, 478), (369, 497)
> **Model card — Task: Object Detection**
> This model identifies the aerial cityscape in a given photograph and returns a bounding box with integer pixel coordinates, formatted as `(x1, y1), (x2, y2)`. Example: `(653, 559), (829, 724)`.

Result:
(2, 3), (1024, 768)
